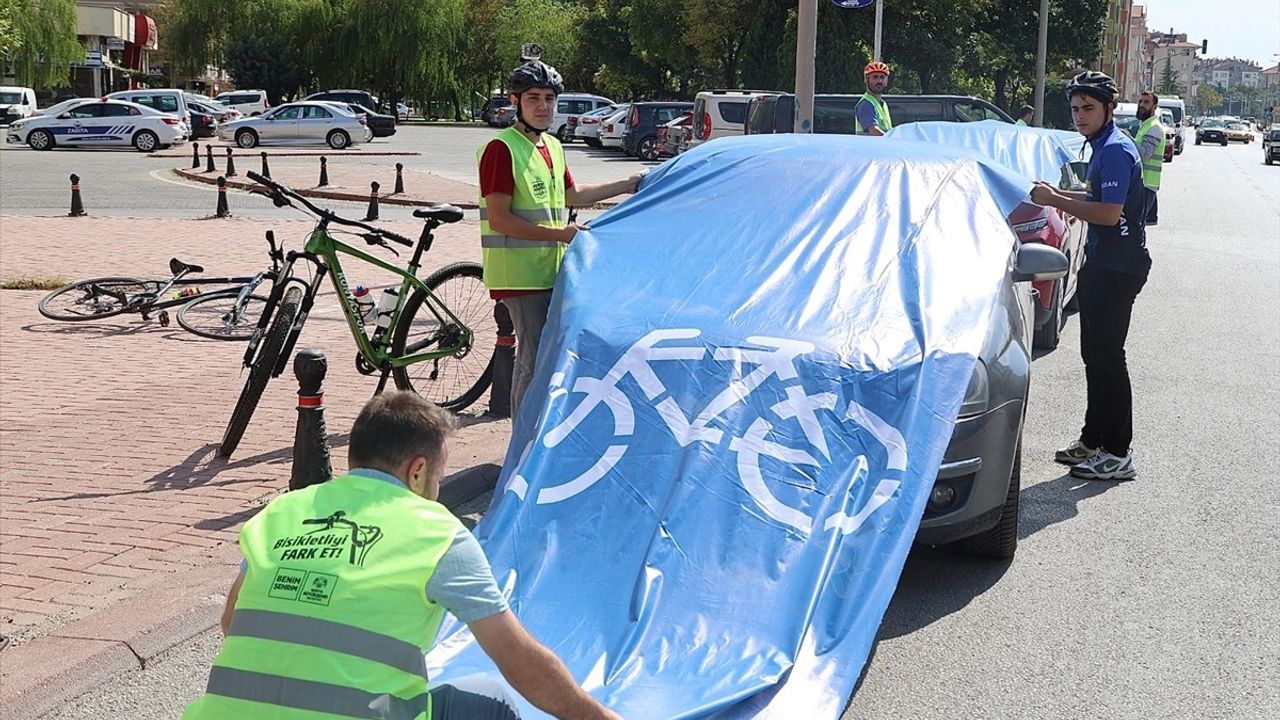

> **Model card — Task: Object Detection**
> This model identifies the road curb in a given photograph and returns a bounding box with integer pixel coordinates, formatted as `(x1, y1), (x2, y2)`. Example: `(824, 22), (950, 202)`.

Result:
(149, 145), (420, 159)
(0, 464), (500, 718)
(170, 168), (481, 210)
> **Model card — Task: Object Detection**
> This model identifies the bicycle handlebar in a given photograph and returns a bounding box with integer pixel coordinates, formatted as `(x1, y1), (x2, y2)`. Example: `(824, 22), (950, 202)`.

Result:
(246, 171), (414, 248)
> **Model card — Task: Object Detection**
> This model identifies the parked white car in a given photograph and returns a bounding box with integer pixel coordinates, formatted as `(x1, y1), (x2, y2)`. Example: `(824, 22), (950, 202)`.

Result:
(552, 93), (614, 143)
(6, 99), (184, 152)
(599, 104), (631, 149)
(106, 89), (191, 138)
(687, 90), (771, 151)
(218, 101), (372, 149)
(216, 89), (270, 116)
(0, 86), (38, 125)
(573, 104), (619, 146)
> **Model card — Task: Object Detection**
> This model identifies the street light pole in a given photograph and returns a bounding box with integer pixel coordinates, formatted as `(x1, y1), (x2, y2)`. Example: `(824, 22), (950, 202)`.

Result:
(794, 0), (818, 133)
(874, 0), (885, 61)
(1033, 0), (1049, 125)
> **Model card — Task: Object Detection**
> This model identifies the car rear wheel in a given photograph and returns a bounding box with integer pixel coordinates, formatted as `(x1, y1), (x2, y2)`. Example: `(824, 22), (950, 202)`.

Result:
(327, 130), (350, 150)
(27, 129), (53, 150)
(235, 129), (259, 149)
(957, 438), (1021, 559)
(1195, 137), (1202, 145)
(638, 137), (660, 161)
(557, 125), (573, 143)
(132, 130), (159, 153)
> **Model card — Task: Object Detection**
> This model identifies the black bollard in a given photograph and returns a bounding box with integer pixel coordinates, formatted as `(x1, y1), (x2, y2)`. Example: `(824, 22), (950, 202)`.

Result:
(191, 142), (200, 169)
(488, 300), (515, 417)
(318, 156), (329, 187)
(225, 147), (237, 177)
(394, 163), (405, 194)
(363, 181), (380, 221)
(290, 350), (332, 491)
(68, 174), (87, 217)
(205, 145), (216, 173)
(260, 151), (270, 179)
(215, 176), (230, 218)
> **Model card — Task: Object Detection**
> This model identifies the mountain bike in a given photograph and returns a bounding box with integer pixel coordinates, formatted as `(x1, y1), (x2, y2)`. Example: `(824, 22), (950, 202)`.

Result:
(38, 234), (283, 341)
(218, 171), (496, 457)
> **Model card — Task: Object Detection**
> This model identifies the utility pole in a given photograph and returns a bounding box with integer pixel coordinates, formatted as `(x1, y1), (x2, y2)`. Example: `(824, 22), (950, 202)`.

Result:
(794, 0), (818, 133)
(1033, 0), (1049, 126)
(873, 0), (885, 61)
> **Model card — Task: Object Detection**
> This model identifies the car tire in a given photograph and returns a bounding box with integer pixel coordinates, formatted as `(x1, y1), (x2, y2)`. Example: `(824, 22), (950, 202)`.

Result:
(132, 130), (159, 153)
(1195, 137), (1201, 145)
(27, 129), (54, 151)
(1222, 140), (1228, 146)
(586, 138), (601, 148)
(1032, 279), (1063, 350)
(557, 125), (573, 143)
(326, 130), (350, 150)
(638, 137), (660, 162)
(236, 129), (259, 149)
(1267, 155), (1274, 165)
(957, 438), (1021, 559)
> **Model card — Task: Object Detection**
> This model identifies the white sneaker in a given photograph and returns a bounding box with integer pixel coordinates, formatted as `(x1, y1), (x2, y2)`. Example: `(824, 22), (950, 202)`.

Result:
(1069, 449), (1137, 480)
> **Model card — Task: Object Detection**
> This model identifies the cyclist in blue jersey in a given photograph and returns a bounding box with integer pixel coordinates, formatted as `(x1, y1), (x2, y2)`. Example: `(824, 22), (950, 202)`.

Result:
(1030, 71), (1150, 481)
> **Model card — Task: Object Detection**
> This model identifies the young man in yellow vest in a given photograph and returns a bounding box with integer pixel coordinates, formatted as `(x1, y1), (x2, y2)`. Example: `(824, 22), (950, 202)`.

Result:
(479, 61), (643, 416)
(183, 391), (621, 720)
(1134, 90), (1165, 225)
(854, 61), (894, 136)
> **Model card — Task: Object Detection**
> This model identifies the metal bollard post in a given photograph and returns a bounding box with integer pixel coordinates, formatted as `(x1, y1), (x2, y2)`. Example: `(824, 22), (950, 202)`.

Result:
(363, 181), (380, 221)
(290, 350), (333, 491)
(260, 151), (270, 179)
(488, 300), (515, 417)
(205, 145), (216, 173)
(215, 176), (230, 218)
(318, 156), (329, 187)
(68, 174), (87, 217)
(394, 162), (405, 194)
(191, 142), (201, 169)
(225, 147), (237, 177)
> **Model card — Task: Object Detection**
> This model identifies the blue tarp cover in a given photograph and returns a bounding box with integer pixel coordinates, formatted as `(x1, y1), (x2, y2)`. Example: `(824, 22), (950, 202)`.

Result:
(885, 120), (1086, 184)
(428, 134), (1031, 718)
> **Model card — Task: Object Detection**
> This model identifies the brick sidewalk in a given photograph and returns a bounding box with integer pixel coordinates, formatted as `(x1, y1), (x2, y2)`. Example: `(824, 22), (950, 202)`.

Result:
(0, 215), (510, 655)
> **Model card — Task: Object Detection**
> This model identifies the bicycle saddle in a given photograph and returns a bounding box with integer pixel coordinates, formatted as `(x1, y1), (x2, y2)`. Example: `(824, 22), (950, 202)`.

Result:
(169, 258), (205, 275)
(413, 204), (464, 224)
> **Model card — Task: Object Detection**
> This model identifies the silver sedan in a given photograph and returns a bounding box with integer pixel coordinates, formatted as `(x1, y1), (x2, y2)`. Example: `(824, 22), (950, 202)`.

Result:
(218, 101), (373, 150)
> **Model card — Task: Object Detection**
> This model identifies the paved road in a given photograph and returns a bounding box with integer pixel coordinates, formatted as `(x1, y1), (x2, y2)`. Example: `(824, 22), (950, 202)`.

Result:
(28, 134), (1280, 719)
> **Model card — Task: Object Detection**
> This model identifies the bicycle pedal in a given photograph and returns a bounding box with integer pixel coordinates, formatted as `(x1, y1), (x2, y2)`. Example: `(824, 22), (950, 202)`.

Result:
(355, 353), (377, 376)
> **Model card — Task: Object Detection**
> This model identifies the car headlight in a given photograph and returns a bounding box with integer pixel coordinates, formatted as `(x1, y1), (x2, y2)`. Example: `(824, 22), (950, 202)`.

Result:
(958, 360), (990, 417)
(1011, 218), (1050, 234)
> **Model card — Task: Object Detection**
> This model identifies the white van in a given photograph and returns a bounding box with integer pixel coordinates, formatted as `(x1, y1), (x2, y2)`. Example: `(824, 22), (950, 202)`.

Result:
(551, 93), (614, 143)
(688, 90), (773, 150)
(1158, 96), (1186, 154)
(107, 89), (191, 138)
(217, 89), (270, 116)
(0, 87), (38, 125)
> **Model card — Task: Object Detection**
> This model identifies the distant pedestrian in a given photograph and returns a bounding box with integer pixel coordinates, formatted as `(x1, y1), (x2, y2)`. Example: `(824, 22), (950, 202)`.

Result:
(1016, 104), (1035, 126)
(1134, 90), (1165, 225)
(855, 61), (894, 136)
(1030, 71), (1150, 481)
(182, 391), (621, 720)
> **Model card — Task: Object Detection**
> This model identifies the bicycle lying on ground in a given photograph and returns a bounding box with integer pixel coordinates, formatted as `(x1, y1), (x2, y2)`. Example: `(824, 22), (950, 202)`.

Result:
(38, 234), (283, 341)
(218, 170), (496, 458)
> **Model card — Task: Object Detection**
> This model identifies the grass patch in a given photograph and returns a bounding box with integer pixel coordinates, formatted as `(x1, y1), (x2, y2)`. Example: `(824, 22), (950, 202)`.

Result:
(1, 276), (68, 290)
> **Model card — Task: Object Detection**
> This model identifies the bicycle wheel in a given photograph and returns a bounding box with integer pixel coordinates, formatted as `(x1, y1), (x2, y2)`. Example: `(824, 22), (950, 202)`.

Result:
(219, 286), (302, 457)
(177, 291), (269, 341)
(38, 277), (160, 321)
(391, 262), (496, 411)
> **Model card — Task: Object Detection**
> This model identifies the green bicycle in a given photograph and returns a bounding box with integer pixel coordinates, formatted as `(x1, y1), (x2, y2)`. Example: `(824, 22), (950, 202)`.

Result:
(218, 171), (496, 458)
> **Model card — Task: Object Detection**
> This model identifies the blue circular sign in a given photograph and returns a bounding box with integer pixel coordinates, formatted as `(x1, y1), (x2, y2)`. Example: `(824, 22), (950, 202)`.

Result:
(830, 0), (875, 8)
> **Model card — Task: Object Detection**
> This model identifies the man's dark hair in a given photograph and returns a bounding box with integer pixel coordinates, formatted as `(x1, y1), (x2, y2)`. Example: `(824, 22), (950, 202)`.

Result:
(348, 391), (458, 471)
(1019, 104), (1035, 119)
(1141, 90), (1160, 104)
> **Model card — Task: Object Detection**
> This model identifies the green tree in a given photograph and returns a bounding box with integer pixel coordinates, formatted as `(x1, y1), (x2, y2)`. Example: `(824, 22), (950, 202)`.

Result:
(223, 35), (303, 105)
(1158, 58), (1178, 95)
(2, 0), (82, 87)
(339, 0), (466, 112)
(1195, 84), (1222, 112)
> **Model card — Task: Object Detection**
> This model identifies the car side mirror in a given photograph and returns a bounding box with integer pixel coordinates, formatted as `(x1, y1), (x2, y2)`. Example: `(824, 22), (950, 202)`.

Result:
(1013, 242), (1069, 283)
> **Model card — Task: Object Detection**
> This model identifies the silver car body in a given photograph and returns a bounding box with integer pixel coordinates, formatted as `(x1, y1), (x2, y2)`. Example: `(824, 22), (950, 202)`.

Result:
(574, 104), (620, 141)
(600, 104), (631, 149)
(218, 101), (372, 149)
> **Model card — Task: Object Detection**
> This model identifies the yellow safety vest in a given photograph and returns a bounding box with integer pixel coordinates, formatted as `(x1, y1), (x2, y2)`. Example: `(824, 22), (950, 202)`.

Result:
(855, 93), (894, 135)
(182, 474), (460, 720)
(478, 126), (568, 290)
(1133, 116), (1165, 191)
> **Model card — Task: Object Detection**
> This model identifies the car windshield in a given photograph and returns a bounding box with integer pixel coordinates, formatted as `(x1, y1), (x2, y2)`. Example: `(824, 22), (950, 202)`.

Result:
(0, 92), (22, 103)
(1162, 105), (1183, 123)
(1203, 119), (1224, 128)
(1228, 123), (1246, 130)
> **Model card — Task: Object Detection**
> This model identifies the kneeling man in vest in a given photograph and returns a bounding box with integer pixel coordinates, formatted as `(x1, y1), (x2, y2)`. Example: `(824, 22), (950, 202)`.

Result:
(480, 60), (643, 417)
(183, 391), (621, 720)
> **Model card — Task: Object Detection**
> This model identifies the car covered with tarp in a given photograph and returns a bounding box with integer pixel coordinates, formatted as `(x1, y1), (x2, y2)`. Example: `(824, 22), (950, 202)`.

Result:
(885, 120), (1088, 349)
(427, 134), (1066, 717)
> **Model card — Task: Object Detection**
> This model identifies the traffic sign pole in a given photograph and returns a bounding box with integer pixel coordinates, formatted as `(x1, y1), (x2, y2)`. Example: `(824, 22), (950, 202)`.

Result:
(795, 0), (818, 133)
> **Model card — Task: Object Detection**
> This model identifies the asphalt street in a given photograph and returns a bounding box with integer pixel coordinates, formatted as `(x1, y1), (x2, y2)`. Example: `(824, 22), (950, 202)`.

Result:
(14, 129), (1280, 719)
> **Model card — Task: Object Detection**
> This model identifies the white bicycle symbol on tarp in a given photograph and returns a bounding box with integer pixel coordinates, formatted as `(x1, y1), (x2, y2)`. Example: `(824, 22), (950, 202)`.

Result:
(505, 329), (907, 536)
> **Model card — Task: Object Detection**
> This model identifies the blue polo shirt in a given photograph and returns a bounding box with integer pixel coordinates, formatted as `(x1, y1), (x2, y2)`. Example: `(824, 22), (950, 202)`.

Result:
(1084, 121), (1151, 278)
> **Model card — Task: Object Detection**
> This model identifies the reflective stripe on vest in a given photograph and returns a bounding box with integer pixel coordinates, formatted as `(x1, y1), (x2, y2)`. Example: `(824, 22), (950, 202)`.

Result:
(478, 127), (568, 290)
(855, 93), (893, 134)
(1133, 117), (1164, 190)
(182, 474), (460, 720)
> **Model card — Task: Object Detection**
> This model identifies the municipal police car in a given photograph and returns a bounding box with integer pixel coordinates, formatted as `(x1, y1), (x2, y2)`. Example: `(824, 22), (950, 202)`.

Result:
(5, 98), (186, 152)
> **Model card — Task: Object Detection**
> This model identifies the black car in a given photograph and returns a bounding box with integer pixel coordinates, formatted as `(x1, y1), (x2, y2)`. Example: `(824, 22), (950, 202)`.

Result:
(1264, 126), (1280, 165)
(480, 96), (510, 126)
(342, 103), (396, 138)
(185, 105), (218, 139)
(1195, 119), (1228, 146)
(745, 93), (1013, 135)
(306, 90), (381, 113)
(621, 102), (694, 160)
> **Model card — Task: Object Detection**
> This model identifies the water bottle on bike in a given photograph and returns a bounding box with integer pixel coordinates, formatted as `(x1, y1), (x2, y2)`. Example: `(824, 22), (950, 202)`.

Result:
(353, 285), (375, 324)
